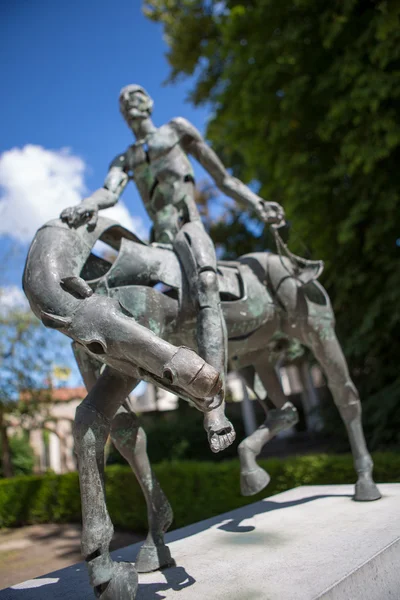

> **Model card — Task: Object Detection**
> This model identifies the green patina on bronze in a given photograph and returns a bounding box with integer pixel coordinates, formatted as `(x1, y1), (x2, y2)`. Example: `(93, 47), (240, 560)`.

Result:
(22, 83), (381, 600)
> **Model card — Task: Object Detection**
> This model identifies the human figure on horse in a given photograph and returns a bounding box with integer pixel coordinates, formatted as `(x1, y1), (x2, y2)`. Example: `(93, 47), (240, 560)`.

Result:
(60, 83), (285, 451)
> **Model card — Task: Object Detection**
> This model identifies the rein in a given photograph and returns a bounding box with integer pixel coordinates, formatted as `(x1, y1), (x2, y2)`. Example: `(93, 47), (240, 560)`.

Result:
(271, 224), (324, 284)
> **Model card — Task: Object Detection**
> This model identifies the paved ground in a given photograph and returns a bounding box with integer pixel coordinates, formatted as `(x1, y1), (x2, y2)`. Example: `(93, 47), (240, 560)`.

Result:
(0, 524), (143, 590)
(1, 485), (397, 600)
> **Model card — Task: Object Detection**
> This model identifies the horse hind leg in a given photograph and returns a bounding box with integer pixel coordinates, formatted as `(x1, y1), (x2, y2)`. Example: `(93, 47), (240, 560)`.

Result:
(110, 406), (175, 573)
(298, 317), (381, 501)
(237, 365), (299, 496)
(73, 367), (139, 600)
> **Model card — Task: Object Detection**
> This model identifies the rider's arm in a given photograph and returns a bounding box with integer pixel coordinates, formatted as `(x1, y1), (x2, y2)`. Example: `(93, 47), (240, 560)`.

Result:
(170, 117), (282, 220)
(83, 153), (130, 210)
(60, 152), (131, 228)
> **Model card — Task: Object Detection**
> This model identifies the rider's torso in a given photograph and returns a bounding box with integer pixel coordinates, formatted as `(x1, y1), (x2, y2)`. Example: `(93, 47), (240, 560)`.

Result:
(126, 123), (198, 243)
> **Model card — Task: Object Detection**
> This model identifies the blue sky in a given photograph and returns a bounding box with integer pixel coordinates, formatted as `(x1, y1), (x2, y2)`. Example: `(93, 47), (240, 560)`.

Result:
(1, 0), (212, 286)
(0, 0), (214, 386)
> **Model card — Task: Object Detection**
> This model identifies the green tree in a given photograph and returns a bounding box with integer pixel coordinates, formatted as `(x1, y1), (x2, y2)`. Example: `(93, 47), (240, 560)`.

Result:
(0, 303), (68, 477)
(3, 432), (35, 477)
(144, 0), (400, 448)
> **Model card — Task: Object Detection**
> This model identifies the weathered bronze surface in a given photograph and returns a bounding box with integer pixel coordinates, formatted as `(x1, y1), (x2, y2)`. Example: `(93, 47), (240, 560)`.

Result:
(23, 212), (380, 600)
(60, 84), (285, 457)
(22, 84), (380, 600)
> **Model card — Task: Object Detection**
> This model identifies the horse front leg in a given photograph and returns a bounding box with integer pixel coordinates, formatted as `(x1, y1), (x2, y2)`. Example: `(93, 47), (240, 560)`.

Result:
(74, 367), (139, 599)
(73, 341), (174, 571)
(298, 320), (381, 501)
(110, 405), (175, 573)
(237, 365), (299, 496)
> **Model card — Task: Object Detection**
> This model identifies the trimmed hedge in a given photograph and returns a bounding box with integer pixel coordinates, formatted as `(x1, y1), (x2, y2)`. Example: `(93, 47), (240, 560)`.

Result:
(1, 453), (399, 530)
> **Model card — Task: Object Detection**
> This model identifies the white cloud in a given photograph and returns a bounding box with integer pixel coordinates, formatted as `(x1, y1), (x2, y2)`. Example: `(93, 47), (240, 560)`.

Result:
(0, 285), (29, 315)
(0, 145), (145, 243)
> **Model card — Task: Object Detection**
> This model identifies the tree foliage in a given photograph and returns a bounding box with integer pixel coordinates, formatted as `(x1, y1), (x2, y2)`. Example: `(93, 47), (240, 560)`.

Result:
(0, 432), (35, 478)
(0, 304), (67, 477)
(144, 0), (400, 447)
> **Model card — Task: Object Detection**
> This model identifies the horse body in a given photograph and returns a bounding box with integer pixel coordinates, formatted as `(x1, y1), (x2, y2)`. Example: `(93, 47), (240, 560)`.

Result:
(79, 222), (380, 503)
(23, 216), (381, 600)
(84, 233), (296, 362)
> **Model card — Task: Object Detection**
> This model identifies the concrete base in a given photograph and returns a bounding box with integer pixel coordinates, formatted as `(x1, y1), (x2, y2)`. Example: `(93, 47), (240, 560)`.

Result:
(1, 484), (399, 600)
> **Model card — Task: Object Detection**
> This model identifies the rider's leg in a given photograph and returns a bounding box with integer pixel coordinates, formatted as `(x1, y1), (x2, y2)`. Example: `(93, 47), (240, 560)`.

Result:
(174, 221), (235, 452)
(174, 221), (225, 373)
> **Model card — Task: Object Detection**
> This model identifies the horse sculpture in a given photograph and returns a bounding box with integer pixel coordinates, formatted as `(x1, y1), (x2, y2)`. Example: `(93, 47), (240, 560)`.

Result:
(23, 215), (381, 600)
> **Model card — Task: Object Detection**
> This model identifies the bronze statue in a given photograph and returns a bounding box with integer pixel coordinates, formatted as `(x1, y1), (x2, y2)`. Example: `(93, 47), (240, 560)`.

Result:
(60, 84), (284, 453)
(23, 212), (381, 600)
(22, 85), (380, 600)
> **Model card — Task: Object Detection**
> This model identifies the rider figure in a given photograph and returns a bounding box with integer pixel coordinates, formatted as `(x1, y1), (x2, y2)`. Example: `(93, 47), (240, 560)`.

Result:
(61, 84), (284, 450)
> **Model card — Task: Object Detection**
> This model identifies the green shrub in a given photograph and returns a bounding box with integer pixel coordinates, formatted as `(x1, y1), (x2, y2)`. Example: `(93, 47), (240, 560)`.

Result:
(107, 401), (256, 465)
(0, 453), (399, 531)
(0, 432), (35, 478)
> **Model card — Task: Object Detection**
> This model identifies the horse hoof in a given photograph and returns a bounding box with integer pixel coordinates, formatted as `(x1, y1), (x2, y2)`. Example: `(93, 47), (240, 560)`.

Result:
(135, 543), (176, 573)
(240, 467), (270, 496)
(354, 478), (381, 502)
(95, 562), (138, 600)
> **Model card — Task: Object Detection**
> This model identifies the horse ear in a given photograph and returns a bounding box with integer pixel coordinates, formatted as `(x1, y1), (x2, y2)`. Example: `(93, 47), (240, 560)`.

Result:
(61, 276), (94, 299)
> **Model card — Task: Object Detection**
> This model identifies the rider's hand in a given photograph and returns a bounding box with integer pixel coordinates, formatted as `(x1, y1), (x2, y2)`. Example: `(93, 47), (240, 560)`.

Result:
(60, 202), (99, 230)
(256, 200), (285, 227)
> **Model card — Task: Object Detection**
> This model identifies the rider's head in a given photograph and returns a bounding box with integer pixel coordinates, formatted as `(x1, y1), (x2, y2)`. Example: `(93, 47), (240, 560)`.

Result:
(119, 84), (154, 124)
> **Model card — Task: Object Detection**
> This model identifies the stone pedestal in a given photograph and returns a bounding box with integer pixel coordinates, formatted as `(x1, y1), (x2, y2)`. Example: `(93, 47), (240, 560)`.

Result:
(1, 484), (399, 599)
